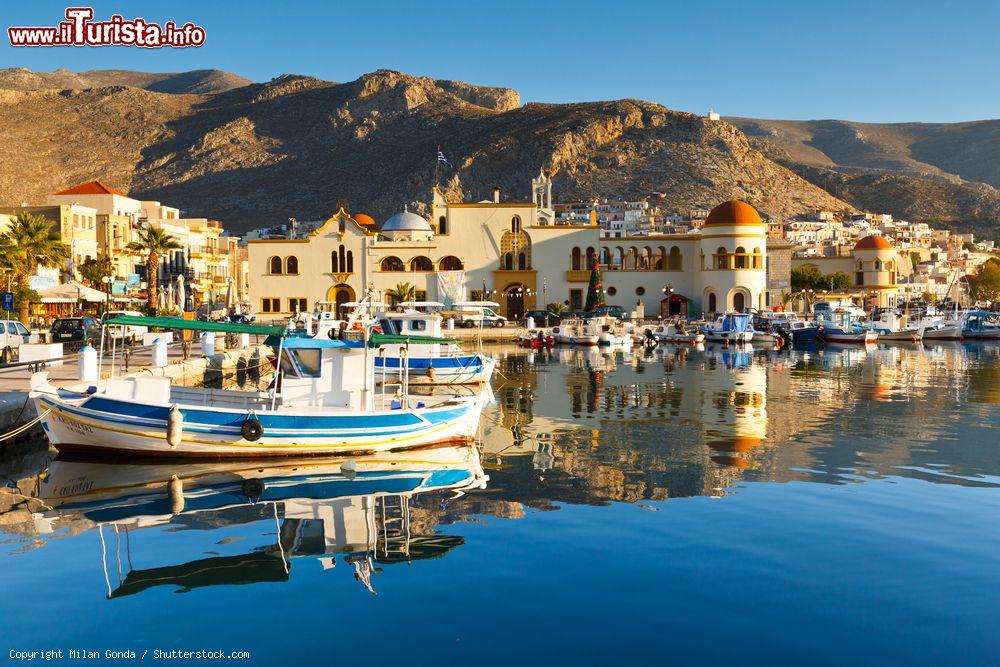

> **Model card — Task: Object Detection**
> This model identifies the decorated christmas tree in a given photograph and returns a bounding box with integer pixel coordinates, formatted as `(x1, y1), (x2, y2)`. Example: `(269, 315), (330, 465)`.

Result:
(584, 256), (606, 312)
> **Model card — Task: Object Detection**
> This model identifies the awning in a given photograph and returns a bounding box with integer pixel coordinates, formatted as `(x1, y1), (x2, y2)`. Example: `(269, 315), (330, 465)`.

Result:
(106, 315), (286, 337)
(37, 280), (129, 304)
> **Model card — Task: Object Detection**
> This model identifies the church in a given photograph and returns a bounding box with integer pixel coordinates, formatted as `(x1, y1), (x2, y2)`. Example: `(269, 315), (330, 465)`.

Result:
(247, 172), (771, 319)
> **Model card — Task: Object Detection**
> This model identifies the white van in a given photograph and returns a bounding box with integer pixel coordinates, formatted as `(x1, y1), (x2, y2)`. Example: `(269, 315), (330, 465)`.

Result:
(451, 301), (507, 328)
(102, 310), (148, 343)
(0, 320), (34, 363)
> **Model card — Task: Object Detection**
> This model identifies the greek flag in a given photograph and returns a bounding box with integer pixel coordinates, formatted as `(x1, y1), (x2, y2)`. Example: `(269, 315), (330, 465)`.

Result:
(437, 149), (453, 169)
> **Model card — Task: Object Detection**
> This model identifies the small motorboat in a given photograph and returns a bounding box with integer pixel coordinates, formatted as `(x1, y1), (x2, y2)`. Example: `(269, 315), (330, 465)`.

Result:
(779, 319), (821, 343)
(960, 310), (1000, 340)
(865, 311), (923, 342)
(372, 311), (496, 385)
(553, 318), (599, 346)
(701, 313), (755, 344)
(519, 330), (555, 348)
(651, 322), (705, 344)
(817, 311), (878, 344)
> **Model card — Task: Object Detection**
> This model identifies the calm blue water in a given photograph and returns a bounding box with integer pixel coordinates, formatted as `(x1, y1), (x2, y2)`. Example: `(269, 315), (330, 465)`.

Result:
(1, 342), (998, 666)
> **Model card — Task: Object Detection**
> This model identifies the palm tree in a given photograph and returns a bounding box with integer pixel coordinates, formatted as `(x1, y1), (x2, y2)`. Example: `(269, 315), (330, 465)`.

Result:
(128, 227), (182, 315)
(0, 212), (70, 323)
(385, 282), (415, 307)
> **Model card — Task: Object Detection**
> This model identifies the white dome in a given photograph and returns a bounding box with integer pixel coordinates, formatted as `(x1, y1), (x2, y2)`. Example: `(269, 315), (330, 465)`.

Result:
(381, 210), (432, 232)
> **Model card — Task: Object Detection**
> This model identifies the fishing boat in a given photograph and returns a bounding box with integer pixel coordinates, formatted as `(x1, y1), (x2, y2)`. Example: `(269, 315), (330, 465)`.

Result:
(552, 318), (599, 346)
(30, 316), (490, 458)
(778, 318), (821, 343)
(372, 311), (496, 385)
(817, 311), (879, 344)
(650, 322), (705, 344)
(701, 313), (755, 344)
(588, 315), (632, 346)
(960, 310), (1000, 340)
(518, 329), (555, 348)
(865, 311), (924, 342)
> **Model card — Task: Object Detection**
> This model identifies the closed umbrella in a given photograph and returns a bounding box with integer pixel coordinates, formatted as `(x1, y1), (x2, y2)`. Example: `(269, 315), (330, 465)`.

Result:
(157, 287), (167, 313)
(226, 278), (237, 312)
(176, 275), (186, 313)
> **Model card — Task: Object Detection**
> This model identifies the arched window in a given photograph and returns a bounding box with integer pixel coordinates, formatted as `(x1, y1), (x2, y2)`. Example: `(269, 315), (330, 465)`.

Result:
(715, 247), (729, 270)
(885, 260), (894, 271)
(874, 259), (882, 271)
(338, 218), (346, 233)
(858, 260), (864, 270)
(438, 215), (448, 235)
(613, 247), (624, 269)
(410, 256), (433, 272)
(331, 250), (339, 273)
(269, 256), (283, 275)
(346, 250), (354, 273)
(735, 246), (748, 269)
(517, 252), (527, 270)
(708, 292), (717, 313)
(586, 247), (596, 269)
(381, 256), (404, 272)
(511, 216), (521, 232)
(499, 230), (531, 270)
(752, 247), (762, 269)
(668, 246), (682, 271)
(501, 253), (514, 270)
(625, 247), (637, 270)
(571, 247), (582, 271)
(285, 255), (299, 274)
(439, 255), (464, 271)
(600, 247), (612, 268)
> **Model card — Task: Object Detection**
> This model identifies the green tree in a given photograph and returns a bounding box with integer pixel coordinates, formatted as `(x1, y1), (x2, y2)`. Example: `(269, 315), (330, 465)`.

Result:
(78, 256), (114, 289)
(385, 282), (415, 306)
(966, 258), (1000, 304)
(791, 265), (824, 292)
(127, 227), (182, 315)
(546, 301), (568, 315)
(0, 212), (70, 323)
(827, 271), (852, 291)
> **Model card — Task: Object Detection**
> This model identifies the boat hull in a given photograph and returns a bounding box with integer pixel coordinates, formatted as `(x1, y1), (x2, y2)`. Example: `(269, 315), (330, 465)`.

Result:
(819, 329), (878, 344)
(922, 326), (962, 340)
(785, 326), (821, 343)
(704, 331), (753, 344)
(876, 328), (923, 342)
(33, 392), (485, 459)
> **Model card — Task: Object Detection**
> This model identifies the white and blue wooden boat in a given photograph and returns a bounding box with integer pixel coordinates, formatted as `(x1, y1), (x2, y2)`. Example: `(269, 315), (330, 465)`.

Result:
(817, 311), (878, 344)
(960, 310), (1000, 340)
(701, 313), (755, 343)
(30, 316), (489, 458)
(372, 311), (496, 385)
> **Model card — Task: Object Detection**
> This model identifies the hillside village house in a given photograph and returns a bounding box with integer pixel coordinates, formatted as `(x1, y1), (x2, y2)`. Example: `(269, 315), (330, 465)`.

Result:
(247, 172), (774, 319)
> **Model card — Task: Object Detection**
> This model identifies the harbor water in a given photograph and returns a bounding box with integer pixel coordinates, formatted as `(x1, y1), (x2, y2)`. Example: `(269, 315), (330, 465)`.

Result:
(1, 341), (998, 665)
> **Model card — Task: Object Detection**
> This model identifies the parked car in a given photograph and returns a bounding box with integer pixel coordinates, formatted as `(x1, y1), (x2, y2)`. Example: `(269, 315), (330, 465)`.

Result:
(451, 302), (507, 328)
(0, 319), (34, 363)
(524, 310), (562, 327)
(49, 316), (101, 348)
(101, 310), (147, 343)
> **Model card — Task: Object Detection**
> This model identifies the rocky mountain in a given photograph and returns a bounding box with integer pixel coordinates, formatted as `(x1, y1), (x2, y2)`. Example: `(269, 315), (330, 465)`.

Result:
(730, 117), (1000, 237)
(0, 67), (252, 94)
(0, 67), (859, 232)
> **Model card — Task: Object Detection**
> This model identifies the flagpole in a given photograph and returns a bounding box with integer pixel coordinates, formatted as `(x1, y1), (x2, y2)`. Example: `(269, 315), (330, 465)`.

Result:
(435, 144), (441, 186)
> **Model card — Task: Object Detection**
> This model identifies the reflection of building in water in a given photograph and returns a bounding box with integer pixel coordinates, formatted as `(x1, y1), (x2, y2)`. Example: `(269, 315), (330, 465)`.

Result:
(30, 447), (485, 598)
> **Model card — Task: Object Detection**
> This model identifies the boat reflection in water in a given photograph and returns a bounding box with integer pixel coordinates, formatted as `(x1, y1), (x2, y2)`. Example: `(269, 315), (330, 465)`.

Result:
(34, 445), (487, 599)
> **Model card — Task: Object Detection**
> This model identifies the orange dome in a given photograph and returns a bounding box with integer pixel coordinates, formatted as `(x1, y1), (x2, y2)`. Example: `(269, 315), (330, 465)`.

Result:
(854, 235), (892, 250)
(352, 213), (377, 227)
(704, 200), (763, 227)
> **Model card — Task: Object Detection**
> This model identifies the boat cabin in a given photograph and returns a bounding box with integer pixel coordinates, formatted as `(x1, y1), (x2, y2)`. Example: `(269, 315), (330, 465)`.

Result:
(273, 338), (370, 410)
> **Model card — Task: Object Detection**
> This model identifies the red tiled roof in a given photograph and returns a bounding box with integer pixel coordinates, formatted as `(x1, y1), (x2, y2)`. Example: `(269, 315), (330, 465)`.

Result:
(54, 180), (127, 196)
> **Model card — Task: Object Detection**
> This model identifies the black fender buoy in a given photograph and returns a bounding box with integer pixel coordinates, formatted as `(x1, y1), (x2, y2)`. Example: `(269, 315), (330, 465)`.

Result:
(241, 417), (264, 441)
(328, 328), (338, 340)
(241, 478), (265, 502)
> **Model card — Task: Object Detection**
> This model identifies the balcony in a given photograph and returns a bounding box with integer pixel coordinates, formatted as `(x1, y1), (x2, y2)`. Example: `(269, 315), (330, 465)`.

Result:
(565, 270), (591, 282)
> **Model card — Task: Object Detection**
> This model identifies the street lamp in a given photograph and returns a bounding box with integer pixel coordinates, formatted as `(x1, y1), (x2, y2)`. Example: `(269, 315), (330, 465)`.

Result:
(661, 283), (674, 295)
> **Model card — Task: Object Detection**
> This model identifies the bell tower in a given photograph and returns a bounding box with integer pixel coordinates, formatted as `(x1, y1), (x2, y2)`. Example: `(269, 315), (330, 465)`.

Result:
(532, 167), (552, 210)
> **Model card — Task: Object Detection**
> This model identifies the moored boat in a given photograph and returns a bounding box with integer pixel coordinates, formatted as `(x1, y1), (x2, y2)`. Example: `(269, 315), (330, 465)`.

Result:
(701, 313), (755, 344)
(372, 311), (496, 385)
(651, 322), (705, 344)
(817, 311), (878, 344)
(960, 310), (1000, 340)
(31, 316), (489, 458)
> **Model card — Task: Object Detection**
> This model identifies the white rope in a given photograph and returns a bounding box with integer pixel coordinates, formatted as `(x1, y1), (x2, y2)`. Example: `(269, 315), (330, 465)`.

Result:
(0, 409), (50, 442)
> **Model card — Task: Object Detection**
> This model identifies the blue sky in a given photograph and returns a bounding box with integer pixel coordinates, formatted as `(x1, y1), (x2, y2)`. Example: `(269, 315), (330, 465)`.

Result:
(2, 0), (997, 122)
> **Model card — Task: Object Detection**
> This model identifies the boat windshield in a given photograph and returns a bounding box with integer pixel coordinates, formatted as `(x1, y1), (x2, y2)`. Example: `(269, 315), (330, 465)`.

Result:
(280, 349), (322, 378)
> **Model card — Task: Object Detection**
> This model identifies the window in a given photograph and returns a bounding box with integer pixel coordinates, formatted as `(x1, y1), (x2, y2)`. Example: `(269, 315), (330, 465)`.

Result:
(856, 272), (864, 286)
(708, 292), (717, 312)
(715, 247), (729, 270)
(511, 216), (521, 232)
(381, 256), (404, 271)
(281, 349), (321, 378)
(439, 256), (464, 271)
(668, 246), (682, 270)
(636, 286), (645, 296)
(752, 247), (762, 269)
(571, 247), (582, 271)
(517, 252), (527, 270)
(438, 215), (448, 235)
(261, 297), (281, 313)
(570, 289), (583, 311)
(501, 253), (514, 270)
(410, 256), (434, 271)
(268, 256), (283, 275)
(288, 297), (307, 313)
(346, 250), (354, 272)
(285, 256), (299, 274)
(607, 286), (617, 296)
(735, 246), (748, 269)
(331, 250), (339, 272)
(874, 259), (882, 271)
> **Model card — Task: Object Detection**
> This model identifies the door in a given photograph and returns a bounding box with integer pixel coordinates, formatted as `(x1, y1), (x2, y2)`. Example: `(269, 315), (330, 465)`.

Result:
(505, 287), (525, 321)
